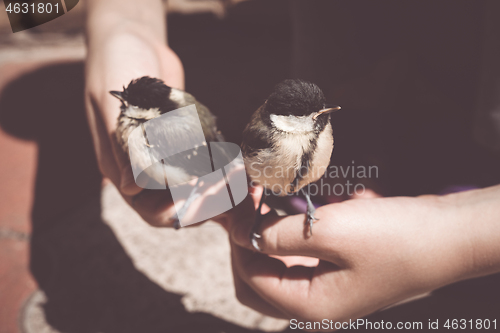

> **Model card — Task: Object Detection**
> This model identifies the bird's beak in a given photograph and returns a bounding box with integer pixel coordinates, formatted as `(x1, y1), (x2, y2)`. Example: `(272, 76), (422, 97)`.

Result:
(109, 91), (125, 102)
(313, 105), (341, 120)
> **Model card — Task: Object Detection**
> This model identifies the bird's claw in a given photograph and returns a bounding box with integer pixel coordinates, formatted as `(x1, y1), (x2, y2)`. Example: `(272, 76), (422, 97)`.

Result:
(306, 213), (319, 236)
(251, 232), (262, 251)
(250, 222), (263, 251)
(249, 191), (266, 252)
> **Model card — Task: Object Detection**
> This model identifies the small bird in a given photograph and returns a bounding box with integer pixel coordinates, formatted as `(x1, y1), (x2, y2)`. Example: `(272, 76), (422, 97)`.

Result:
(110, 76), (225, 228)
(241, 79), (340, 251)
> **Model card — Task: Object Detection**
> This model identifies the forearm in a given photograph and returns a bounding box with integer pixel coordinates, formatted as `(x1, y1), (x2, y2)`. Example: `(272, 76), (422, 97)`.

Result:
(84, 0), (166, 107)
(84, 0), (183, 128)
(445, 185), (500, 279)
(85, 0), (166, 45)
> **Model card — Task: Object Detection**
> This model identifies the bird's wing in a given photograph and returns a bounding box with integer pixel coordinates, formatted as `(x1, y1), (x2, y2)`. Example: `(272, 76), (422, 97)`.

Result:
(241, 106), (272, 158)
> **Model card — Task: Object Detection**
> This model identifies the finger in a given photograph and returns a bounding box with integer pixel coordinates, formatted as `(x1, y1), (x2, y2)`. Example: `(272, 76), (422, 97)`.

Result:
(249, 185), (264, 210)
(94, 87), (141, 197)
(133, 172), (235, 228)
(86, 94), (121, 186)
(351, 188), (382, 199)
(158, 46), (185, 90)
(120, 163), (142, 196)
(231, 243), (334, 319)
(212, 183), (262, 231)
(131, 189), (177, 227)
(230, 243), (288, 319)
(87, 92), (141, 197)
(216, 183), (276, 233)
(230, 205), (336, 260)
(276, 255), (320, 268)
(109, 125), (142, 197)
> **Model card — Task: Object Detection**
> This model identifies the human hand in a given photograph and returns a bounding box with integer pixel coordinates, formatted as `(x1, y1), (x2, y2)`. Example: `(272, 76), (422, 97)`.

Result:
(226, 191), (481, 328)
(85, 0), (185, 226)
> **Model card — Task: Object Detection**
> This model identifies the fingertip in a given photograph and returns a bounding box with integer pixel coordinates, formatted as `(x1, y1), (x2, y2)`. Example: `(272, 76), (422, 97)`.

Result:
(231, 217), (255, 250)
(120, 167), (142, 196)
(249, 185), (265, 210)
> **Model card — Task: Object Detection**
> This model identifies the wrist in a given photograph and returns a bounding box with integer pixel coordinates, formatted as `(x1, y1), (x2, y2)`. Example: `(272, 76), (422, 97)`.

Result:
(420, 186), (500, 290)
(404, 194), (476, 292)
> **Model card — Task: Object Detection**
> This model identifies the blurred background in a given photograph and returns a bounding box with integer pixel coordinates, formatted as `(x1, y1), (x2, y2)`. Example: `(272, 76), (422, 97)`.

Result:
(1, 0), (500, 332)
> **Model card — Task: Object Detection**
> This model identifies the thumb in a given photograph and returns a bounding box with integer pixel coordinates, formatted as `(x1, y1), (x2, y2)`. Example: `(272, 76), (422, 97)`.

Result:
(230, 205), (335, 261)
(110, 133), (142, 196)
(120, 164), (142, 196)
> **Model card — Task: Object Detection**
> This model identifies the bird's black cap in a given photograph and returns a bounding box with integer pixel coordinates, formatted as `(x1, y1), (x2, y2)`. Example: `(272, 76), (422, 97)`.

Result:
(265, 79), (326, 117)
(116, 76), (172, 110)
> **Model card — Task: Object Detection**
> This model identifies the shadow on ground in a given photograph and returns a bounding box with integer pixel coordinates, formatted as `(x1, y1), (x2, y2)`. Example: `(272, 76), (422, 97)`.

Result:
(0, 62), (275, 333)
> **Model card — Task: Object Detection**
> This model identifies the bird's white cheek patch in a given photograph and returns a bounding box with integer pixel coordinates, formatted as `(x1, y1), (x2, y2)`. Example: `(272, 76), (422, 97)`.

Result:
(124, 106), (161, 120)
(270, 114), (315, 133)
(169, 88), (188, 105)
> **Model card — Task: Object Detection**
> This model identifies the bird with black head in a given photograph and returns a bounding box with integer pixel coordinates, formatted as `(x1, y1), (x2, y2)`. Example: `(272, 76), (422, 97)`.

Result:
(242, 79), (341, 251)
(111, 76), (225, 228)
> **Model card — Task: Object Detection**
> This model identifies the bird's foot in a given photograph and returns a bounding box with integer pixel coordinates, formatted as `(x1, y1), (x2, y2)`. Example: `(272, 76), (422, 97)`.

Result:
(306, 209), (319, 236)
(250, 210), (268, 252)
(250, 221), (262, 252)
(250, 190), (267, 251)
(303, 190), (318, 236)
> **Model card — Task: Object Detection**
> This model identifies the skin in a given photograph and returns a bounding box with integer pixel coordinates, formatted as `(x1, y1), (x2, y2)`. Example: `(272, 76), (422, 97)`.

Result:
(221, 184), (500, 330)
(85, 0), (184, 226)
(85, 1), (500, 329)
